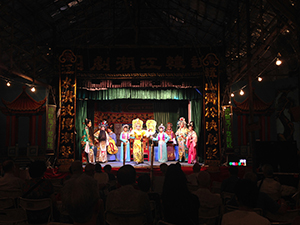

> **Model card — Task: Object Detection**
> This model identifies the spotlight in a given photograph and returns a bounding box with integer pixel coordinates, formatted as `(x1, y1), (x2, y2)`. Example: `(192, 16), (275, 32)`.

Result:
(230, 93), (234, 97)
(258, 77), (263, 82)
(276, 58), (282, 66)
(239, 89), (244, 96)
(31, 86), (36, 92)
(6, 81), (11, 87)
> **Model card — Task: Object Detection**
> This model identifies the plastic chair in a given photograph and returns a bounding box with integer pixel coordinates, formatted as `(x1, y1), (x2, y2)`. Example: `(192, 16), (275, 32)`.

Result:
(0, 197), (17, 210)
(19, 197), (53, 224)
(105, 211), (147, 225)
(199, 205), (221, 225)
(0, 189), (23, 198)
(0, 208), (28, 225)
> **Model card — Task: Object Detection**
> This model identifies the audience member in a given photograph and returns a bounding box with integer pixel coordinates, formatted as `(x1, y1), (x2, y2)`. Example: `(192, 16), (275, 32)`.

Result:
(257, 164), (281, 201)
(106, 165), (153, 225)
(221, 166), (239, 193)
(94, 163), (109, 188)
(85, 163), (95, 177)
(187, 162), (201, 185)
(222, 179), (271, 225)
(0, 160), (24, 193)
(153, 163), (168, 194)
(161, 164), (199, 225)
(61, 174), (104, 225)
(103, 164), (116, 181)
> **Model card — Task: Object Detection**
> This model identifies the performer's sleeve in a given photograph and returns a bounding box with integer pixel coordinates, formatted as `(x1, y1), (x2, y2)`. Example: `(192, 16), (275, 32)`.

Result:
(120, 132), (126, 143)
(165, 133), (170, 142)
(194, 132), (198, 144)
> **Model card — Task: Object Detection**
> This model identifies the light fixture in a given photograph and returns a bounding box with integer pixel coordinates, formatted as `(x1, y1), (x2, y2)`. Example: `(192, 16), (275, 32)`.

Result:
(31, 86), (36, 92)
(6, 81), (11, 87)
(258, 77), (263, 82)
(230, 93), (234, 97)
(276, 58), (282, 66)
(228, 100), (231, 104)
(239, 89), (244, 96)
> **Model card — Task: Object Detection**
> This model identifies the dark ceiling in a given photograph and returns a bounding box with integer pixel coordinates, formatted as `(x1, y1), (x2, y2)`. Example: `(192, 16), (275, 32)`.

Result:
(0, 0), (299, 91)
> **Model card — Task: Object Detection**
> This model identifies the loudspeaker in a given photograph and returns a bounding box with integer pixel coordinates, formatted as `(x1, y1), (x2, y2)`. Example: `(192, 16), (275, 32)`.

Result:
(254, 141), (299, 173)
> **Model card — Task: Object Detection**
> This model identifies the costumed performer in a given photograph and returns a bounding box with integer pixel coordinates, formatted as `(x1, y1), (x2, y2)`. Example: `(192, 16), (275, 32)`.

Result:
(152, 124), (170, 163)
(166, 122), (176, 161)
(120, 124), (131, 162)
(130, 118), (146, 164)
(175, 117), (189, 162)
(107, 124), (119, 161)
(95, 121), (110, 163)
(81, 118), (96, 163)
(186, 121), (198, 164)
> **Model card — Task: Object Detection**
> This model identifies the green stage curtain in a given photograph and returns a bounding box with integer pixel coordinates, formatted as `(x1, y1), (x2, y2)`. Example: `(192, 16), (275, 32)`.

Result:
(78, 88), (201, 100)
(75, 100), (88, 160)
(191, 99), (202, 161)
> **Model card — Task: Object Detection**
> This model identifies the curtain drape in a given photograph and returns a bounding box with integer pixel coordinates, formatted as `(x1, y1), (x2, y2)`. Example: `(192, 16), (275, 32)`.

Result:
(75, 100), (88, 160)
(191, 99), (203, 161)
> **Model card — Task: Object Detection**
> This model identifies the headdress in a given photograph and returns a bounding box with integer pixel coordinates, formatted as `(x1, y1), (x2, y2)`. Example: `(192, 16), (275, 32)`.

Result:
(84, 118), (91, 126)
(177, 117), (187, 127)
(188, 121), (195, 128)
(158, 123), (165, 131)
(122, 124), (129, 130)
(132, 118), (143, 130)
(167, 122), (173, 128)
(99, 120), (108, 128)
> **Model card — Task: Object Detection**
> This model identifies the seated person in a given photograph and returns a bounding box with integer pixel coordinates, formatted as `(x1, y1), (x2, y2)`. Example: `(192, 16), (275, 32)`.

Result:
(187, 162), (201, 185)
(221, 166), (240, 193)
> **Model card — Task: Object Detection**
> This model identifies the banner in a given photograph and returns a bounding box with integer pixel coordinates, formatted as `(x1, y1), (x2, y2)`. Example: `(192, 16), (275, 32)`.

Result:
(46, 104), (56, 155)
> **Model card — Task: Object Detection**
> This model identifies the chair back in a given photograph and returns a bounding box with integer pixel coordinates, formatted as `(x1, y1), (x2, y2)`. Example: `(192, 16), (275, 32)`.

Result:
(0, 197), (16, 210)
(199, 205), (221, 225)
(105, 211), (147, 225)
(0, 189), (23, 198)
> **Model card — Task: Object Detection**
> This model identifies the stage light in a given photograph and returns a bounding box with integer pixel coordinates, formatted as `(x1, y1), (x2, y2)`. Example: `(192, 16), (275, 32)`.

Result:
(230, 93), (234, 97)
(239, 89), (244, 96)
(6, 81), (11, 87)
(31, 86), (36, 92)
(276, 58), (282, 66)
(228, 100), (231, 104)
(258, 77), (263, 82)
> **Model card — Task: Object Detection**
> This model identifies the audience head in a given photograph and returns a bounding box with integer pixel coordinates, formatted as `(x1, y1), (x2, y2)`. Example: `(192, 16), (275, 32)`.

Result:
(243, 172), (258, 183)
(85, 163), (95, 177)
(95, 163), (103, 173)
(29, 160), (47, 179)
(117, 165), (136, 186)
(2, 160), (15, 173)
(234, 179), (259, 209)
(137, 174), (151, 192)
(103, 164), (112, 173)
(159, 163), (168, 175)
(228, 166), (239, 176)
(192, 162), (201, 173)
(62, 175), (101, 224)
(262, 164), (274, 178)
(197, 171), (211, 188)
(70, 160), (83, 175)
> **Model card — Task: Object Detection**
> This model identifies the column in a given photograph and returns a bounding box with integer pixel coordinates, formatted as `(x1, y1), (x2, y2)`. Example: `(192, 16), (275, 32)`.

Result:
(38, 114), (43, 146)
(11, 115), (16, 146)
(6, 116), (10, 146)
(237, 115), (241, 146)
(261, 116), (265, 141)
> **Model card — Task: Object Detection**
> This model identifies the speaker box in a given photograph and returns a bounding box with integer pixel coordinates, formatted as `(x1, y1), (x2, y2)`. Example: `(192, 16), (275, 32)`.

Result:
(254, 141), (299, 173)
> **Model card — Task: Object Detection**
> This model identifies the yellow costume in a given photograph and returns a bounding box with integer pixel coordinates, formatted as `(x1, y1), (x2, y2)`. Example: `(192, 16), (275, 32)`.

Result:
(130, 118), (146, 163)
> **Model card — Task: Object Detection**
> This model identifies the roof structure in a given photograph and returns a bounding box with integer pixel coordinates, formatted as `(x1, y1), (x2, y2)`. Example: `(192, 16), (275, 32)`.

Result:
(0, 86), (46, 114)
(0, 0), (299, 94)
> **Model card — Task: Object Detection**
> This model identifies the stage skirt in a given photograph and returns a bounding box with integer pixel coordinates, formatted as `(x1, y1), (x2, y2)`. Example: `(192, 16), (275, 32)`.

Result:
(133, 139), (144, 163)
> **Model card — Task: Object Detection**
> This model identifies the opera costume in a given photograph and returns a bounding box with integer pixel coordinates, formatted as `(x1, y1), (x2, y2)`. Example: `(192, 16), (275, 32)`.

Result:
(186, 121), (198, 164)
(165, 122), (176, 161)
(152, 124), (170, 163)
(175, 117), (189, 162)
(107, 125), (119, 161)
(95, 121), (110, 163)
(120, 124), (131, 162)
(81, 118), (96, 163)
(130, 118), (147, 164)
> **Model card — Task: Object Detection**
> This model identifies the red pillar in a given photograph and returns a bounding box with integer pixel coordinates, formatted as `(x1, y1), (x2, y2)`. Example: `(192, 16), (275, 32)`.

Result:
(238, 115), (241, 146)
(267, 116), (271, 141)
(11, 115), (16, 146)
(38, 114), (43, 146)
(261, 116), (265, 141)
(30, 115), (36, 146)
(243, 115), (247, 145)
(6, 116), (10, 146)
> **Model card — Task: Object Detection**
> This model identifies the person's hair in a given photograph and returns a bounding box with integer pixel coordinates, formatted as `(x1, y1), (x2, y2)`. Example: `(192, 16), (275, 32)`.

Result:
(103, 164), (112, 173)
(137, 174), (151, 192)
(192, 162), (201, 173)
(117, 165), (136, 185)
(262, 164), (274, 177)
(85, 118), (91, 126)
(197, 171), (211, 188)
(70, 160), (83, 174)
(85, 163), (95, 176)
(229, 166), (239, 176)
(2, 160), (14, 173)
(160, 163), (168, 175)
(95, 163), (102, 173)
(28, 160), (47, 178)
(234, 179), (259, 208)
(62, 175), (99, 223)
(243, 172), (258, 183)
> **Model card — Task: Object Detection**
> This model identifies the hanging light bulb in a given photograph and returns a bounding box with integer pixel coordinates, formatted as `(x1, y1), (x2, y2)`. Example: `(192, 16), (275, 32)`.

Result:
(6, 81), (11, 87)
(228, 100), (231, 104)
(31, 86), (36, 92)
(258, 77), (263, 82)
(230, 93), (234, 97)
(239, 89), (244, 96)
(276, 58), (282, 66)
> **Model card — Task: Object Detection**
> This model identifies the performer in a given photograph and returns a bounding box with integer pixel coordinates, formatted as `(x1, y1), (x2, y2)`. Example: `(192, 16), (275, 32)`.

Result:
(95, 121), (109, 163)
(120, 124), (131, 162)
(186, 121), (198, 164)
(81, 118), (95, 164)
(107, 125), (119, 161)
(130, 118), (146, 164)
(165, 122), (176, 161)
(152, 124), (170, 163)
(175, 117), (189, 162)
